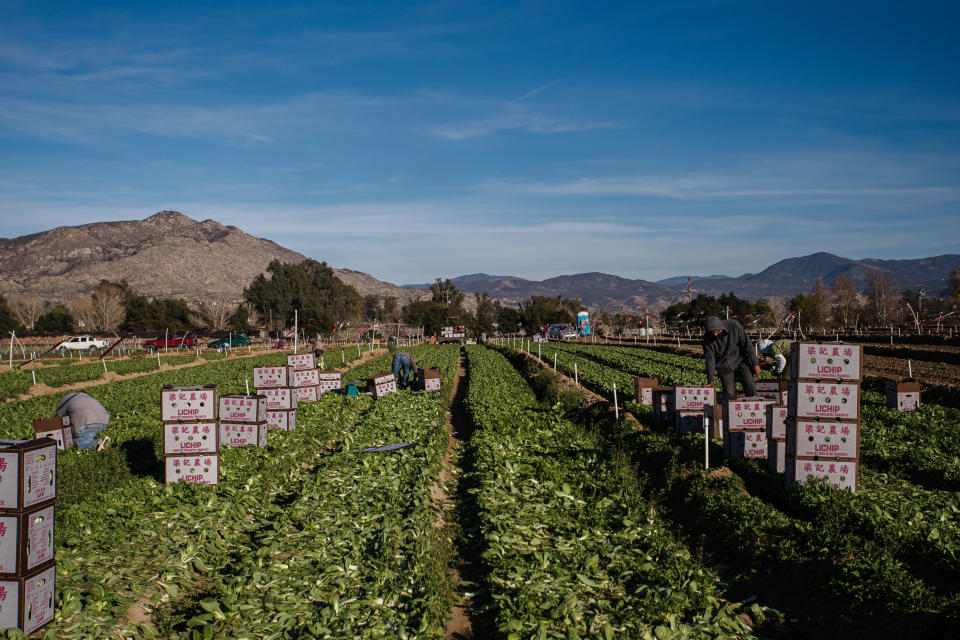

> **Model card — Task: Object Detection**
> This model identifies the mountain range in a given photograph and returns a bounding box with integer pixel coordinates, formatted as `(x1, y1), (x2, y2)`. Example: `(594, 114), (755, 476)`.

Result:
(0, 212), (956, 313)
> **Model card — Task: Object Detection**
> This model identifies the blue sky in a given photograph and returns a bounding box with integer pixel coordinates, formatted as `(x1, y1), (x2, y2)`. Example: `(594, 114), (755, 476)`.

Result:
(2, 0), (958, 284)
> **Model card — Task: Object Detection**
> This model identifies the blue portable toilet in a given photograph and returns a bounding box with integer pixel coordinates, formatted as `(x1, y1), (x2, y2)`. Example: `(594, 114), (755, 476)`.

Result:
(577, 311), (590, 336)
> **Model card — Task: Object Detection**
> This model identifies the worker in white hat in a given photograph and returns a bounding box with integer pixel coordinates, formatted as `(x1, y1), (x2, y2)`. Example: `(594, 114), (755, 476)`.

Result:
(757, 338), (794, 379)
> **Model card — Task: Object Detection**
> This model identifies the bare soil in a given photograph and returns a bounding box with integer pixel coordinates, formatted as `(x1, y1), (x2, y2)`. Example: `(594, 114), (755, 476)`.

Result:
(441, 356), (473, 640)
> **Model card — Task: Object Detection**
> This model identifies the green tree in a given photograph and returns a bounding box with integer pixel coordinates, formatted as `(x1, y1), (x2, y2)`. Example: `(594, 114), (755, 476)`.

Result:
(381, 296), (399, 323)
(229, 305), (254, 333)
(34, 306), (74, 333)
(788, 293), (817, 328)
(949, 267), (960, 303)
(361, 295), (381, 320)
(122, 295), (194, 331)
(0, 295), (22, 334)
(474, 292), (499, 335)
(497, 306), (522, 333)
(402, 300), (449, 336)
(429, 278), (465, 308)
(518, 295), (581, 333)
(244, 260), (362, 334)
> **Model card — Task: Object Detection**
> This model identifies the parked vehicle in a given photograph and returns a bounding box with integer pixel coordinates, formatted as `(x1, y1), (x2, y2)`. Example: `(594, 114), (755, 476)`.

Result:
(143, 334), (196, 352)
(207, 335), (251, 350)
(57, 334), (110, 352)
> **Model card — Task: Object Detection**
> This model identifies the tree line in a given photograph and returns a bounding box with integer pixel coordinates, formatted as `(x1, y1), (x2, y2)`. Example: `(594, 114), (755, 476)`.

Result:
(2, 261), (957, 336)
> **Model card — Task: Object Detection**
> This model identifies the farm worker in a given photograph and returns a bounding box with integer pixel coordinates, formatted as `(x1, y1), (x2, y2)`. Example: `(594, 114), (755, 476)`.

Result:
(56, 392), (110, 450)
(391, 352), (418, 389)
(757, 338), (794, 379)
(703, 316), (761, 399)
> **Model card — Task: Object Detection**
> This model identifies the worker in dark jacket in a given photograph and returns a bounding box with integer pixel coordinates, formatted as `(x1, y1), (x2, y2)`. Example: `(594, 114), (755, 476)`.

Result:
(703, 316), (761, 399)
(391, 352), (418, 389)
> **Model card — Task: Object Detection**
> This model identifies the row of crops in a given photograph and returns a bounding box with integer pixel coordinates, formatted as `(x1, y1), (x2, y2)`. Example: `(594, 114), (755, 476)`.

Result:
(460, 345), (765, 638)
(499, 340), (960, 635)
(5, 337), (959, 638)
(2, 343), (465, 639)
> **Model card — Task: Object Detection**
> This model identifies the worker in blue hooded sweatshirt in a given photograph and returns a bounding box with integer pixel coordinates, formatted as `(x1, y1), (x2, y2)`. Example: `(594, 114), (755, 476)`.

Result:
(702, 316), (761, 399)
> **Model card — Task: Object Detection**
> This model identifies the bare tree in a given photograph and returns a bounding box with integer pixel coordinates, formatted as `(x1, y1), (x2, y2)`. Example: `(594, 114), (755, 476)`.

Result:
(90, 283), (126, 331)
(9, 293), (47, 331)
(68, 297), (97, 331)
(865, 271), (899, 326)
(190, 295), (236, 331)
(830, 274), (858, 327)
(949, 267), (960, 304)
(811, 278), (829, 327)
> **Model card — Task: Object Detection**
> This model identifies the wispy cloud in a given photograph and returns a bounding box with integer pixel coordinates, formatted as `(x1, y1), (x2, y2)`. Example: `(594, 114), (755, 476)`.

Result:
(510, 80), (559, 104)
(425, 111), (618, 140)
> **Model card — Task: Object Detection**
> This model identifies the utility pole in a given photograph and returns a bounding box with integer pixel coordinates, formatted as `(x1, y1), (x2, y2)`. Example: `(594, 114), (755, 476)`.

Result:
(683, 278), (697, 303)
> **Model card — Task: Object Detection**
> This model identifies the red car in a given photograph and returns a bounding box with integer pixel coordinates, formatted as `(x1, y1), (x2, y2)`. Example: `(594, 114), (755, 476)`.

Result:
(143, 335), (196, 352)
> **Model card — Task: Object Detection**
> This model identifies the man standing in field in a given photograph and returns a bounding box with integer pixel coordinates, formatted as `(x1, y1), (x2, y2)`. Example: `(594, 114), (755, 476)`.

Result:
(56, 392), (110, 450)
(702, 316), (761, 399)
(391, 352), (418, 389)
(757, 338), (795, 379)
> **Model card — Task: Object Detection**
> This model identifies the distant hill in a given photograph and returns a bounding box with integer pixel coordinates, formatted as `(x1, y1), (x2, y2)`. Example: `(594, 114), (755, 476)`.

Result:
(402, 273), (518, 289)
(0, 211), (429, 306)
(688, 252), (960, 299)
(431, 272), (679, 311)
(656, 274), (729, 287)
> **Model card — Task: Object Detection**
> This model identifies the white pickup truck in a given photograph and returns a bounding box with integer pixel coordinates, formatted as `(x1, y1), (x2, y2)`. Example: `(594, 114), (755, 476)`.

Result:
(57, 335), (110, 352)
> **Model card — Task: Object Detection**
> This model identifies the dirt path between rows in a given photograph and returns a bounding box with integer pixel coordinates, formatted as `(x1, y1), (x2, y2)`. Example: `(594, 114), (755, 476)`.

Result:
(9, 347), (388, 402)
(440, 355), (474, 640)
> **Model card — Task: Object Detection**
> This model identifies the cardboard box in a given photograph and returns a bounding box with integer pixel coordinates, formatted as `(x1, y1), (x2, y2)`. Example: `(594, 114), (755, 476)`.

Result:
(785, 455), (857, 491)
(722, 397), (774, 431)
(766, 404), (788, 440)
(419, 368), (442, 392)
(160, 386), (217, 422)
(0, 504), (54, 577)
(287, 353), (317, 371)
(218, 394), (267, 423)
(0, 562), (56, 634)
(265, 410), (296, 432)
(292, 369), (321, 388)
(0, 440), (56, 512)
(768, 438), (786, 473)
(164, 455), (219, 485)
(219, 422), (267, 448)
(788, 381), (860, 421)
(367, 373), (397, 398)
(884, 379), (921, 412)
(755, 380), (789, 404)
(633, 377), (659, 406)
(723, 429), (767, 459)
(673, 386), (715, 412)
(294, 385), (320, 403)
(652, 388), (675, 426)
(786, 418), (859, 460)
(258, 387), (297, 411)
(703, 404), (723, 439)
(790, 342), (863, 381)
(675, 411), (706, 434)
(163, 422), (218, 456)
(253, 366), (291, 388)
(32, 417), (73, 451)
(317, 371), (342, 395)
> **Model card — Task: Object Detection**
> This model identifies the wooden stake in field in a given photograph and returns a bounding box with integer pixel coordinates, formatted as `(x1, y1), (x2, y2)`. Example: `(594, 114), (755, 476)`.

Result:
(574, 362), (578, 386)
(553, 352), (557, 371)
(704, 422), (710, 469)
(246, 378), (250, 394)
(612, 383), (619, 421)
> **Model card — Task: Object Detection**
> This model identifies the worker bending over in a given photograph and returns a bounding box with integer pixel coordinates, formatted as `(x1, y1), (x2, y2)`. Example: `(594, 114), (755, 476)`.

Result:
(757, 338), (794, 379)
(56, 392), (111, 450)
(391, 352), (418, 389)
(703, 316), (761, 399)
